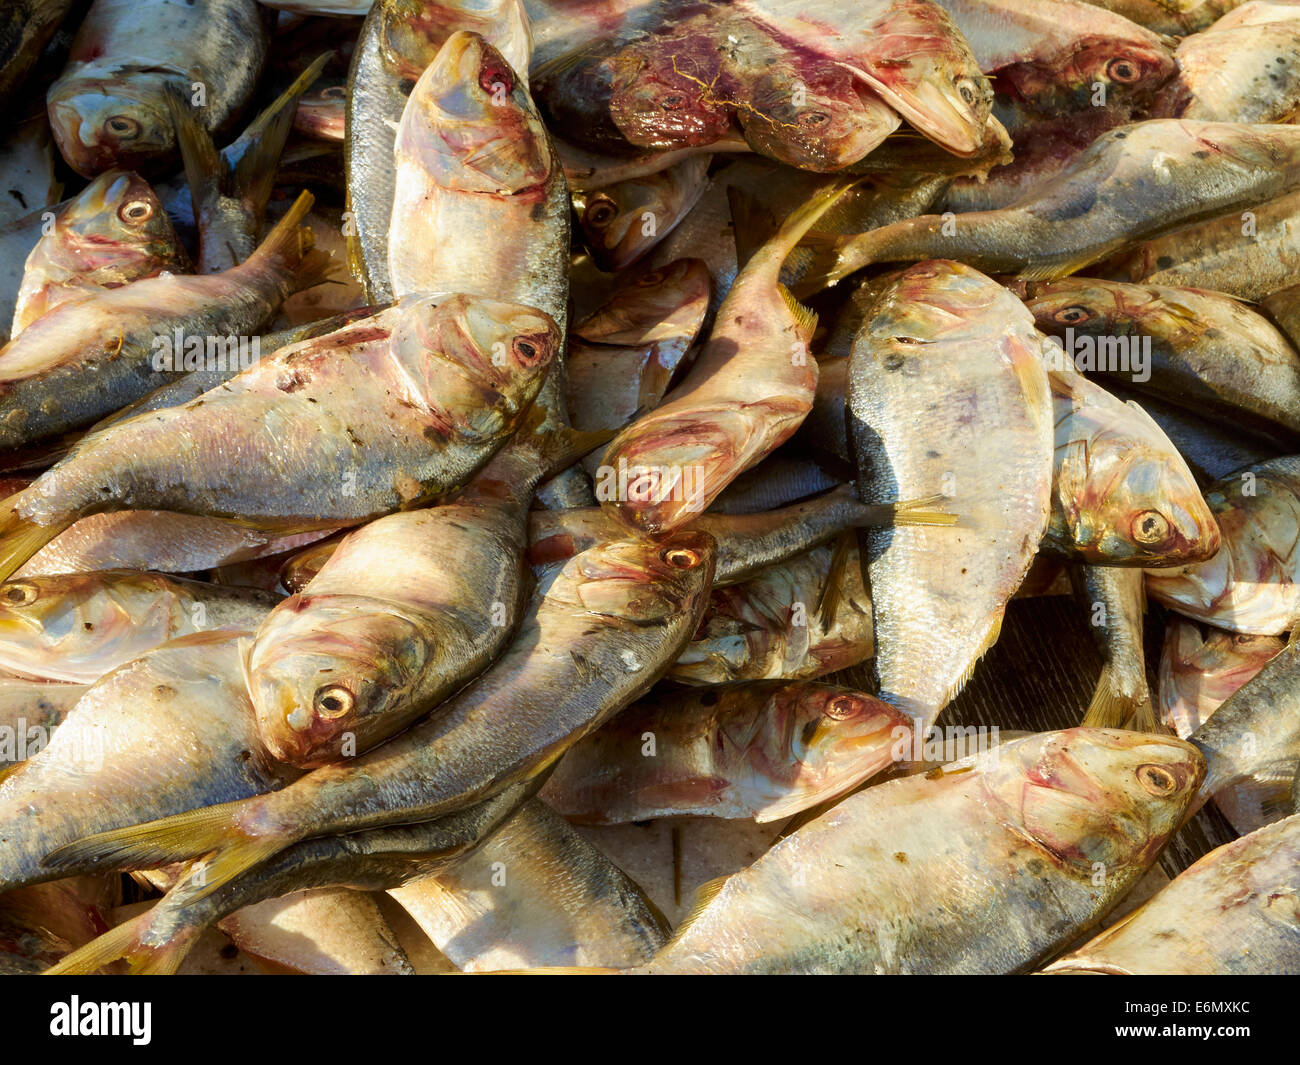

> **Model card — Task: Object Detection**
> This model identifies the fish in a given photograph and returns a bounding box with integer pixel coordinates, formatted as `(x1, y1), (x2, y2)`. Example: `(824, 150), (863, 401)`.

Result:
(1043, 368), (1221, 565)
(1261, 281), (1300, 352)
(1188, 628), (1300, 834)
(389, 799), (670, 971)
(0, 676), (88, 769)
(795, 120), (1300, 294)
(0, 293), (560, 582)
(344, 0), (532, 302)
(293, 82), (348, 142)
(0, 0), (76, 108)
(0, 191), (330, 453)
(599, 178), (854, 534)
(733, 0), (996, 157)
(46, 0), (273, 176)
(1104, 185), (1300, 300)
(1075, 0), (1239, 35)
(848, 260), (1053, 727)
(1157, 617), (1284, 737)
(0, 630), (302, 891)
(1145, 457), (1300, 635)
(620, 729), (1204, 973)
(539, 681), (912, 823)
(1023, 277), (1300, 448)
(42, 532), (716, 898)
(11, 170), (189, 337)
(1041, 812), (1300, 974)
(0, 570), (275, 683)
(1070, 563), (1155, 731)
(709, 453), (843, 514)
(1151, 10), (1300, 123)
(46, 783), (535, 975)
(669, 539), (875, 685)
(574, 155), (711, 271)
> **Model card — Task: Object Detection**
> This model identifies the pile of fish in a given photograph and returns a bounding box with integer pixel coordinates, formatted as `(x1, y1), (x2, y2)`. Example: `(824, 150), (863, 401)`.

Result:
(0, 0), (1295, 977)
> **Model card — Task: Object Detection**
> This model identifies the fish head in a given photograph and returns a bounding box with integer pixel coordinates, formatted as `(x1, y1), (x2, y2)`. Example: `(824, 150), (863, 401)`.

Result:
(245, 595), (434, 768)
(391, 294), (560, 439)
(399, 31), (552, 196)
(575, 258), (712, 346)
(575, 180), (671, 272)
(606, 37), (735, 149)
(52, 170), (185, 275)
(745, 683), (911, 820)
(983, 728), (1205, 874)
(737, 67), (899, 172)
(47, 73), (176, 177)
(993, 37), (1177, 117)
(1159, 617), (1283, 736)
(0, 571), (179, 680)
(557, 530), (716, 624)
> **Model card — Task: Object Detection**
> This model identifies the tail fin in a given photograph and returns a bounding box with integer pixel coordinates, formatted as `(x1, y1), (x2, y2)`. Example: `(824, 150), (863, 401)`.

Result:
(44, 909), (198, 975)
(231, 55), (331, 206)
(853, 494), (959, 528)
(0, 495), (71, 582)
(1082, 668), (1158, 732)
(742, 176), (863, 285)
(41, 802), (282, 904)
(244, 190), (335, 294)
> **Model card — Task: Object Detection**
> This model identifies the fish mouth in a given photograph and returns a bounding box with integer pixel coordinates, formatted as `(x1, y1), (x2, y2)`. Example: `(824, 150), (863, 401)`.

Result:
(848, 65), (985, 157)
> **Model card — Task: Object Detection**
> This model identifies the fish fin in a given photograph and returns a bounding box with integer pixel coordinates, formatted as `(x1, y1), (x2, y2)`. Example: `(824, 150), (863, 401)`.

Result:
(41, 801), (279, 903)
(946, 612), (1003, 704)
(1015, 251), (1104, 283)
(44, 915), (144, 975)
(788, 236), (852, 299)
(165, 81), (224, 209)
(727, 186), (780, 273)
(886, 495), (958, 527)
(1082, 667), (1152, 730)
(229, 55), (331, 215)
(762, 176), (863, 269)
(245, 190), (334, 292)
(1287, 626), (1300, 648)
(661, 874), (730, 950)
(777, 284), (818, 340)
(817, 530), (854, 631)
(0, 761), (23, 786)
(0, 500), (72, 582)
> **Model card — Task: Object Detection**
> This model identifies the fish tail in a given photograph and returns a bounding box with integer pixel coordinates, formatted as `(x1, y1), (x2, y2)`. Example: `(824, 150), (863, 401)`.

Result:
(741, 176), (863, 286)
(165, 81), (223, 210)
(41, 802), (282, 902)
(852, 495), (959, 527)
(0, 498), (71, 582)
(43, 911), (197, 975)
(1082, 667), (1156, 731)
(246, 190), (333, 294)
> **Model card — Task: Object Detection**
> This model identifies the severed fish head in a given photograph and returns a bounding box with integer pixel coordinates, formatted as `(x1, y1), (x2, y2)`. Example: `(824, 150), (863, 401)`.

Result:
(47, 69), (177, 177)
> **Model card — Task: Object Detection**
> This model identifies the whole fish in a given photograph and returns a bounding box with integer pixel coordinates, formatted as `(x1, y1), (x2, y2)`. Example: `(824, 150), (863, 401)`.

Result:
(0, 677), (88, 769)
(849, 260), (1053, 726)
(390, 799), (670, 971)
(46, 0), (272, 176)
(1157, 617), (1284, 737)
(1023, 277), (1300, 447)
(47, 783), (535, 974)
(11, 170), (188, 337)
(1190, 634), (1300, 833)
(796, 120), (1300, 294)
(670, 540), (874, 685)
(1070, 563), (1155, 731)
(43, 532), (716, 897)
(0, 631), (302, 891)
(1042, 813), (1300, 975)
(539, 681), (911, 823)
(1152, 12), (1300, 123)
(244, 431), (576, 768)
(1044, 368), (1220, 565)
(1145, 457), (1300, 635)
(574, 155), (710, 271)
(0, 293), (560, 581)
(599, 179), (852, 534)
(619, 729), (1204, 973)
(0, 0), (76, 108)
(1105, 186), (1300, 300)
(0, 570), (275, 683)
(0, 192), (330, 452)
(344, 0), (531, 301)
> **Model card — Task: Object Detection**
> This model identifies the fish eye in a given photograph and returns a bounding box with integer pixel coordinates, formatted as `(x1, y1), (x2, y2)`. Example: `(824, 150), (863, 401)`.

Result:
(314, 684), (355, 720)
(798, 110), (830, 127)
(479, 64), (514, 95)
(1137, 763), (1178, 796)
(512, 336), (544, 365)
(584, 197), (619, 228)
(321, 85), (346, 100)
(104, 115), (141, 139)
(118, 199), (154, 225)
(1054, 305), (1092, 324)
(823, 694), (863, 720)
(1106, 58), (1141, 84)
(1133, 510), (1170, 545)
(0, 582), (38, 606)
(636, 270), (664, 286)
(660, 93), (687, 111)
(660, 546), (701, 569)
(955, 78), (980, 106)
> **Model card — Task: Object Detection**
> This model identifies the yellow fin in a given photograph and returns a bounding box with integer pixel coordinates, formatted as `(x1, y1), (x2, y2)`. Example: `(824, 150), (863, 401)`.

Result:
(1014, 248), (1109, 283)
(943, 611), (1003, 706)
(44, 913), (147, 975)
(817, 530), (854, 631)
(660, 874), (730, 951)
(1082, 666), (1152, 730)
(778, 284), (818, 339)
(0, 499), (71, 582)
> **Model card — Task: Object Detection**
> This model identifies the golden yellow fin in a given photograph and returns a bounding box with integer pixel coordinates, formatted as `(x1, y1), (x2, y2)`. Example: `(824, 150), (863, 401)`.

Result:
(44, 913), (147, 975)
(817, 530), (853, 631)
(1082, 666), (1153, 730)
(660, 874), (730, 951)
(943, 611), (1003, 706)
(778, 284), (818, 339)
(0, 498), (72, 582)
(41, 801), (281, 903)
(1014, 248), (1109, 283)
